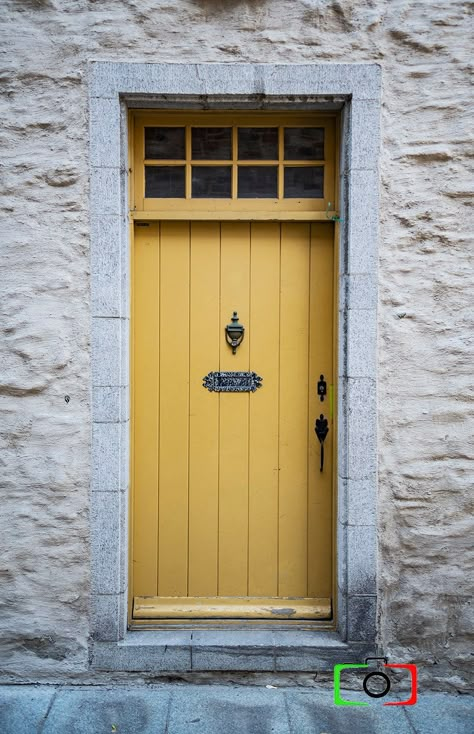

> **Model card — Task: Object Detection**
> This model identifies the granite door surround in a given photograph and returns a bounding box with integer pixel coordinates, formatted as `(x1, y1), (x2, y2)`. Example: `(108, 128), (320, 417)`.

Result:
(90, 62), (380, 672)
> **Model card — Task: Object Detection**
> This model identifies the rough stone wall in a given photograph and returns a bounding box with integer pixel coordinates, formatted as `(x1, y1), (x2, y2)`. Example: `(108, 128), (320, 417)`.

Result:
(0, 1), (472, 688)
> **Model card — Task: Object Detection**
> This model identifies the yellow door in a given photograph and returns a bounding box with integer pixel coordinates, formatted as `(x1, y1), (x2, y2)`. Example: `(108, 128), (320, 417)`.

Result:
(131, 219), (334, 621)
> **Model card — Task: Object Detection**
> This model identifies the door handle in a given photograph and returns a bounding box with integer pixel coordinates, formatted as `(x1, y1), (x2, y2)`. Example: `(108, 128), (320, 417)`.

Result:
(314, 414), (329, 472)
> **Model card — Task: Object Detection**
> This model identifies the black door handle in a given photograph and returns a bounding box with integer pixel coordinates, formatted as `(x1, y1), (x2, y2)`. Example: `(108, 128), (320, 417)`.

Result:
(314, 414), (329, 472)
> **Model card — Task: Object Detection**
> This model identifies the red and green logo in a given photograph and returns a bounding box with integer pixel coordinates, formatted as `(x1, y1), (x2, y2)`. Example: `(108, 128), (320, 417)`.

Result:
(334, 658), (417, 706)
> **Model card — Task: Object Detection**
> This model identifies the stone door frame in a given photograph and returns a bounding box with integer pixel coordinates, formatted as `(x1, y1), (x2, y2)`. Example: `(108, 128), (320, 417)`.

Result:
(89, 62), (380, 672)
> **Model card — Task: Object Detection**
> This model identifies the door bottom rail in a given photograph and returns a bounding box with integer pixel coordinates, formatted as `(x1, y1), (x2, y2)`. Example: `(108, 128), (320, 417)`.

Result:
(133, 596), (332, 620)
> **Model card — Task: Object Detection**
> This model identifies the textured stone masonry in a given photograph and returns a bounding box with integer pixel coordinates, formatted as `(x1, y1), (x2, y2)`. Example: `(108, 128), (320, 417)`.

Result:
(0, 0), (472, 690)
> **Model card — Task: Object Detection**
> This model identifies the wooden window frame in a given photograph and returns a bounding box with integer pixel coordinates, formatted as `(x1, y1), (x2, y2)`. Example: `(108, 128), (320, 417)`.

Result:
(131, 111), (338, 220)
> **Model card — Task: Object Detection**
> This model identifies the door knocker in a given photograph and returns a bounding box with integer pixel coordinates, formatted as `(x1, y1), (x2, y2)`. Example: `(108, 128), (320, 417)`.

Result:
(225, 311), (245, 354)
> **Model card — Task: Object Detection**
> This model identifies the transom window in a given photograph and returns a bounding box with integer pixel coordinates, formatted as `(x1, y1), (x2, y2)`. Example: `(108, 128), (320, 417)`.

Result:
(131, 112), (337, 219)
(144, 126), (325, 199)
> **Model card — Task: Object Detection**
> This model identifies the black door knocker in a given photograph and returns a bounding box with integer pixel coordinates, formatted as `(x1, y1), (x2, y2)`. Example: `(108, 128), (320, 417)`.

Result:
(315, 414), (329, 472)
(225, 311), (245, 354)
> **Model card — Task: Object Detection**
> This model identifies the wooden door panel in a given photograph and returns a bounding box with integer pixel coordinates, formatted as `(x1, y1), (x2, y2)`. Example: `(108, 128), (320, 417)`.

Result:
(188, 222), (221, 597)
(157, 221), (190, 596)
(308, 222), (334, 598)
(218, 222), (251, 596)
(278, 223), (311, 597)
(132, 220), (334, 620)
(132, 222), (160, 597)
(248, 223), (280, 598)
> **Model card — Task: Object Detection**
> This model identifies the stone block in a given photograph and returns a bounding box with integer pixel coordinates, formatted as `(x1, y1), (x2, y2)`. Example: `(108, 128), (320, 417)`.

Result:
(340, 274), (378, 311)
(89, 97), (121, 168)
(124, 630), (192, 648)
(285, 687), (407, 734)
(192, 629), (274, 648)
(90, 492), (122, 594)
(0, 686), (56, 734)
(346, 308), (377, 378)
(92, 386), (128, 423)
(168, 685), (290, 733)
(348, 525), (377, 595)
(192, 648), (275, 672)
(90, 166), (121, 216)
(347, 596), (377, 642)
(89, 62), (381, 102)
(92, 640), (191, 671)
(347, 168), (379, 275)
(347, 478), (377, 526)
(191, 630), (275, 671)
(345, 378), (377, 480)
(263, 63), (381, 101)
(90, 61), (205, 98)
(91, 422), (121, 492)
(276, 649), (347, 673)
(90, 216), (122, 318)
(275, 641), (355, 671)
(404, 691), (474, 734)
(43, 687), (171, 734)
(90, 593), (122, 642)
(349, 100), (381, 170)
(91, 317), (122, 386)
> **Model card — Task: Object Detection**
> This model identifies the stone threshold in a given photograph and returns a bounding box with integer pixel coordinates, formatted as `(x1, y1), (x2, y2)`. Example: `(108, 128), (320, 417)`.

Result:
(92, 630), (374, 672)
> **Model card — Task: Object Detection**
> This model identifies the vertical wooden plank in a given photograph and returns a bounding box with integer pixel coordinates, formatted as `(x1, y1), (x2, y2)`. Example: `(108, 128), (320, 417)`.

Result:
(332, 219), (340, 611)
(133, 222), (159, 597)
(158, 221), (190, 596)
(278, 222), (310, 597)
(133, 116), (145, 210)
(188, 222), (220, 596)
(307, 222), (334, 597)
(129, 219), (135, 620)
(323, 119), (337, 209)
(248, 222), (280, 597)
(218, 221), (250, 596)
(128, 112), (135, 211)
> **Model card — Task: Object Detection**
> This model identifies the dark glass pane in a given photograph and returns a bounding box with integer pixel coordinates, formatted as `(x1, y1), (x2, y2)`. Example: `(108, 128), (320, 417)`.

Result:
(145, 127), (185, 159)
(238, 166), (278, 198)
(192, 166), (231, 198)
(284, 166), (324, 198)
(284, 128), (324, 160)
(145, 166), (185, 198)
(238, 128), (278, 160)
(192, 128), (232, 160)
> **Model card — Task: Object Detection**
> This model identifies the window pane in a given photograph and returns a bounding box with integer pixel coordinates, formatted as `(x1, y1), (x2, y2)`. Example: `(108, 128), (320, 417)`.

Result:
(145, 127), (185, 159)
(238, 128), (278, 160)
(192, 166), (231, 198)
(238, 166), (278, 198)
(284, 166), (324, 198)
(192, 128), (232, 160)
(284, 128), (324, 160)
(145, 166), (185, 198)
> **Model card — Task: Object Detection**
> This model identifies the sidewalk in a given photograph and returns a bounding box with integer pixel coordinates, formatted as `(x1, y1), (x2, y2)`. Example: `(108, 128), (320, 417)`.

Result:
(0, 683), (472, 734)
